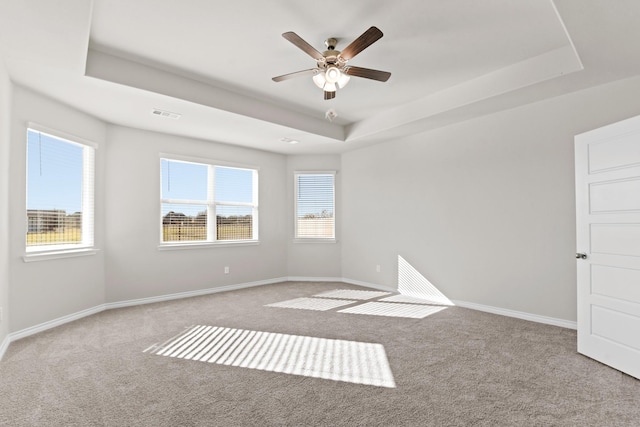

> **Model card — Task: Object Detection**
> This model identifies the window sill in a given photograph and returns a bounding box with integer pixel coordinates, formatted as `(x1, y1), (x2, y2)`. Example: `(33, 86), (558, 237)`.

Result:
(158, 240), (260, 251)
(23, 248), (99, 263)
(293, 238), (337, 244)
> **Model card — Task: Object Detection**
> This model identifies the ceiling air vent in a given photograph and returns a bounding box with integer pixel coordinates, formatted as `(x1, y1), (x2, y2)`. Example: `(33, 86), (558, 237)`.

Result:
(151, 109), (181, 120)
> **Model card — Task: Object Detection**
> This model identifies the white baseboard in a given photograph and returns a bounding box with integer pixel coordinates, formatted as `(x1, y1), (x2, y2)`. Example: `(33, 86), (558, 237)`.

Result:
(288, 276), (397, 293)
(1, 304), (107, 360)
(10, 304), (106, 342)
(341, 277), (397, 293)
(0, 334), (10, 361)
(287, 276), (344, 283)
(452, 299), (577, 330)
(105, 277), (287, 310)
(0, 276), (576, 362)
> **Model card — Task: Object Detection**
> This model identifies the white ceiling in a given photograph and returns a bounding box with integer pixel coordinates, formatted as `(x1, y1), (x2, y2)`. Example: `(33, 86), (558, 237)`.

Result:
(1, 0), (640, 154)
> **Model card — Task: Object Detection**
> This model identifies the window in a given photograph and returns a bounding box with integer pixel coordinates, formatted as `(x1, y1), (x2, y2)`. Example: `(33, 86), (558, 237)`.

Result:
(26, 127), (95, 252)
(294, 172), (335, 240)
(160, 157), (258, 245)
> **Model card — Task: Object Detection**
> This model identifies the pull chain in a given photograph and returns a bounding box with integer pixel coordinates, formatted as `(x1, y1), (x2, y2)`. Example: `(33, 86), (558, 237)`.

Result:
(38, 131), (42, 176)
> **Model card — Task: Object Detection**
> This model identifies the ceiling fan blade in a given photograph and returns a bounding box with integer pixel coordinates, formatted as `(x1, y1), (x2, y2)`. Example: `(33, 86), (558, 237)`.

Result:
(324, 91), (336, 100)
(339, 26), (384, 61)
(272, 68), (318, 82)
(282, 32), (324, 61)
(344, 66), (391, 82)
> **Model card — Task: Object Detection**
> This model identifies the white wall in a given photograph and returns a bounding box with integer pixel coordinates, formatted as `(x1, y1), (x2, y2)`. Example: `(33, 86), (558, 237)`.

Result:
(342, 76), (640, 322)
(104, 125), (288, 302)
(286, 155), (342, 279)
(8, 86), (107, 331)
(0, 60), (11, 344)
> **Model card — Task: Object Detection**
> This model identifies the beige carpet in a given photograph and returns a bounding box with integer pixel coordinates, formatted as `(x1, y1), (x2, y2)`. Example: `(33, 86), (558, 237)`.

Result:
(1, 281), (639, 426)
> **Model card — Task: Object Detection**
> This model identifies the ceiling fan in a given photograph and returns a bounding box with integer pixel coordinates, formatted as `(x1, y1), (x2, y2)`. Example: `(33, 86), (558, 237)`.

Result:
(272, 26), (391, 100)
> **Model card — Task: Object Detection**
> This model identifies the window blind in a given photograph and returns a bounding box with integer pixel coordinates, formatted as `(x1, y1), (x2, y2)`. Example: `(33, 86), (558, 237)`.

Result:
(295, 172), (335, 239)
(26, 128), (95, 250)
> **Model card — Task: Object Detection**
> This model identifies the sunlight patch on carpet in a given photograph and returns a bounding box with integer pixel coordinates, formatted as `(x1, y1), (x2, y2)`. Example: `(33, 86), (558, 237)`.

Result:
(265, 297), (356, 311)
(313, 289), (392, 300)
(338, 302), (447, 319)
(145, 325), (396, 388)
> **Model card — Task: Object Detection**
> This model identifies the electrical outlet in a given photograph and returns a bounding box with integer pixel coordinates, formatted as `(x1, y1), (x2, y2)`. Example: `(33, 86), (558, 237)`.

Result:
(376, 265), (381, 273)
(224, 266), (229, 274)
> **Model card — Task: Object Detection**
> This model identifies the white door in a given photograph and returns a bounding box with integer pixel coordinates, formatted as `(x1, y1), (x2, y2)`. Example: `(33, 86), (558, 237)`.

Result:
(575, 115), (640, 380)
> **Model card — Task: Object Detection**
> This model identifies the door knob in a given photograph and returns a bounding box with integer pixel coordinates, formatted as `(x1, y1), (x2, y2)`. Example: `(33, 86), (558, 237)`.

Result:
(576, 253), (587, 259)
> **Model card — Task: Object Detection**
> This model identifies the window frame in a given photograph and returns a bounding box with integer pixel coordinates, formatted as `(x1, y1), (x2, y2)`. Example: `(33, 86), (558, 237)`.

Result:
(294, 171), (336, 243)
(159, 154), (259, 248)
(24, 124), (97, 257)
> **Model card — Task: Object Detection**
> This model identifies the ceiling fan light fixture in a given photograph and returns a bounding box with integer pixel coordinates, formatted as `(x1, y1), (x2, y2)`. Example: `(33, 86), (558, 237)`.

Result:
(323, 82), (337, 92)
(325, 66), (341, 84)
(312, 73), (326, 89)
(337, 73), (350, 89)
(314, 66), (347, 92)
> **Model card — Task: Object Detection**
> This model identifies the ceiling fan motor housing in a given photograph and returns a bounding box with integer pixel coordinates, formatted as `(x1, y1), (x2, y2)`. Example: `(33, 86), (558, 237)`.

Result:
(320, 38), (342, 68)
(319, 53), (340, 67)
